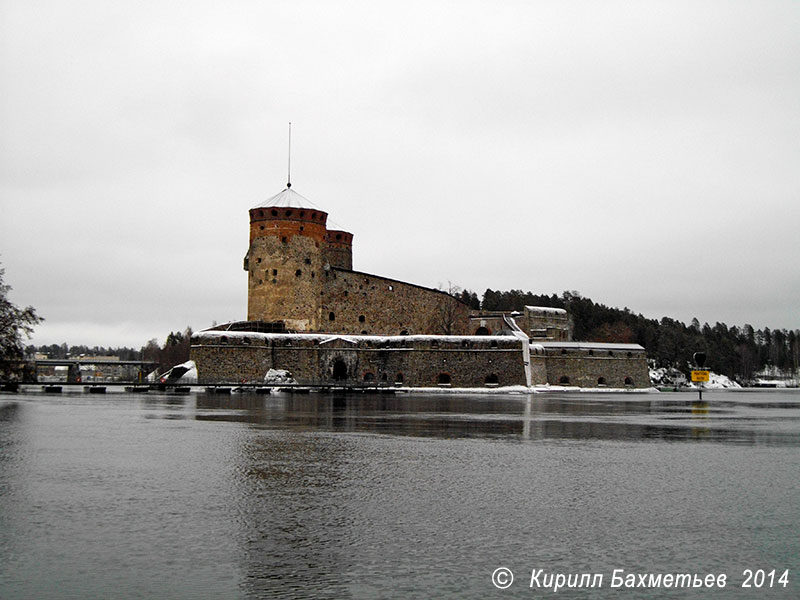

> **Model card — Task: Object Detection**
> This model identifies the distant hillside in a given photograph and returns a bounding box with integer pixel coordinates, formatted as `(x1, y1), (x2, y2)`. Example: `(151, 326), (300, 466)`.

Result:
(476, 288), (799, 383)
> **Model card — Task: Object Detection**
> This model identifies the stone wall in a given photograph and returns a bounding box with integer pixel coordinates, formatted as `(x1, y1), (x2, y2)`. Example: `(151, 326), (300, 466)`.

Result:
(190, 332), (652, 388)
(523, 306), (571, 341)
(320, 268), (471, 336)
(246, 233), (325, 330)
(539, 343), (649, 387)
(191, 331), (528, 387)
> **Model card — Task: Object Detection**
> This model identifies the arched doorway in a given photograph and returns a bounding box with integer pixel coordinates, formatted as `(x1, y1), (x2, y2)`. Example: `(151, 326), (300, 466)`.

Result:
(475, 326), (490, 335)
(332, 359), (348, 381)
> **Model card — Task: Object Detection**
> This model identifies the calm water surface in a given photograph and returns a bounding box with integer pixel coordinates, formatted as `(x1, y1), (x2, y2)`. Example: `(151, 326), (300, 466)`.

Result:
(1, 388), (799, 599)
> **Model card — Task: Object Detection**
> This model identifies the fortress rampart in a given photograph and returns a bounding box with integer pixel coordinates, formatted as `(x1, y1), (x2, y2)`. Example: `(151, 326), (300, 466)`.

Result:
(192, 331), (529, 387)
(190, 331), (648, 388)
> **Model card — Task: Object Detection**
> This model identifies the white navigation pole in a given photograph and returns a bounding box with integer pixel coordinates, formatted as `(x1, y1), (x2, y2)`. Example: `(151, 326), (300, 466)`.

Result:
(287, 122), (292, 189)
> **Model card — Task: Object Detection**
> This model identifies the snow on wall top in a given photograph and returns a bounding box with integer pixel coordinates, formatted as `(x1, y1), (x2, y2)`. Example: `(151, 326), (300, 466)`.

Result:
(193, 329), (522, 345)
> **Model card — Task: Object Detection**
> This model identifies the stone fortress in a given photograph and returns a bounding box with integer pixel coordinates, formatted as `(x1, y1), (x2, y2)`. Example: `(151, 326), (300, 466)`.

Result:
(190, 184), (650, 388)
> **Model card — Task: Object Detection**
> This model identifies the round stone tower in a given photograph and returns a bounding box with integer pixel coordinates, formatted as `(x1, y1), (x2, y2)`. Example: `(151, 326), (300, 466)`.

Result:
(324, 229), (353, 270)
(245, 187), (329, 331)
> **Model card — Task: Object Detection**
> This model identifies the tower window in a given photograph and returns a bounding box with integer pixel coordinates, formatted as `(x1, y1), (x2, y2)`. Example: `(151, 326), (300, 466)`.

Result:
(256, 258), (261, 263)
(299, 211), (305, 217)
(285, 210), (293, 217)
(281, 237), (287, 243)
(329, 312), (335, 321)
(271, 209), (278, 216)
(295, 269), (302, 277)
(304, 258), (311, 264)
(358, 315), (365, 323)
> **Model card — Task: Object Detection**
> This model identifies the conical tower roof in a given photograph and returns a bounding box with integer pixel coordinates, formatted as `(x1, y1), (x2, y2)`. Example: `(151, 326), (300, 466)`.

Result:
(254, 187), (320, 210)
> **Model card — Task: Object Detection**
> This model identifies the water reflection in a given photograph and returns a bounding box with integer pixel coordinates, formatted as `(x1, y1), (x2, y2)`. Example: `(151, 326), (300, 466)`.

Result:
(193, 390), (800, 446)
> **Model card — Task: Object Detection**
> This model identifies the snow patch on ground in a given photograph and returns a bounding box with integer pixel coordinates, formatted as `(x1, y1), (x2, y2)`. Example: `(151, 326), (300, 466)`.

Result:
(264, 368), (296, 384)
(687, 372), (741, 389)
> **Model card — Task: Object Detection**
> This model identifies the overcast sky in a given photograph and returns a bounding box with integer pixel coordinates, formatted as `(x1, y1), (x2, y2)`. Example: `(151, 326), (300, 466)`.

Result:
(1, 0), (798, 348)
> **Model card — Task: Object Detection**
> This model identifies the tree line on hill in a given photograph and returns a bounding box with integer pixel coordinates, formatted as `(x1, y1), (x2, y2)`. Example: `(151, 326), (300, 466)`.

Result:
(464, 288), (799, 383)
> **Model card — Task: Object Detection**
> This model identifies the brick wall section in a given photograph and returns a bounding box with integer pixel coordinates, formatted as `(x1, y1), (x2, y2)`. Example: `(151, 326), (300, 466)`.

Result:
(321, 268), (471, 336)
(191, 332), (528, 387)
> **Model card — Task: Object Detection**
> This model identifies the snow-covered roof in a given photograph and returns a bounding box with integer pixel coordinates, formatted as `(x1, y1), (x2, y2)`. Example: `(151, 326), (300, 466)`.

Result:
(254, 187), (322, 210)
(539, 341), (644, 351)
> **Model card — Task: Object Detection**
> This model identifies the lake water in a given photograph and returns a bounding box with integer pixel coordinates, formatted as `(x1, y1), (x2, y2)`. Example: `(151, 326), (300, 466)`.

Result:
(1, 388), (798, 598)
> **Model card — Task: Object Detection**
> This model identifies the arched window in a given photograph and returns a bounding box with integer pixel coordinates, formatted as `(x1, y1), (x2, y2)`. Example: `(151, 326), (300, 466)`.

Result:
(559, 375), (570, 384)
(490, 340), (498, 348)
(400, 329), (409, 336)
(329, 312), (335, 321)
(271, 209), (278, 216)
(624, 377), (634, 386)
(485, 374), (499, 385)
(475, 326), (489, 335)
(437, 373), (451, 385)
(395, 372), (404, 384)
(358, 315), (365, 323)
(363, 372), (375, 382)
(295, 269), (302, 277)
(598, 377), (606, 385)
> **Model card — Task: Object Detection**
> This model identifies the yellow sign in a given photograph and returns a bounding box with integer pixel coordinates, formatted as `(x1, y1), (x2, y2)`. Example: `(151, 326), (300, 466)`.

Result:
(691, 370), (710, 382)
